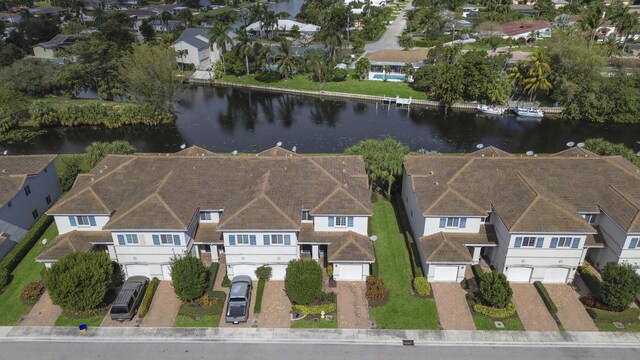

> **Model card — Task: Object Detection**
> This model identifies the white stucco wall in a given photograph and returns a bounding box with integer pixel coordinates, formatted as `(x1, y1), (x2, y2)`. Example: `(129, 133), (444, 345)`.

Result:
(313, 216), (368, 236)
(423, 217), (483, 236)
(172, 42), (209, 67)
(425, 263), (466, 283)
(332, 262), (370, 281)
(54, 215), (110, 235)
(224, 231), (299, 280)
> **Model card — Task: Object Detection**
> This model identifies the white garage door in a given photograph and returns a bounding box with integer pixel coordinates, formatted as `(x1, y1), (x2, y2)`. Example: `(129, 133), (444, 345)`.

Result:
(543, 268), (569, 283)
(335, 264), (363, 281)
(231, 265), (257, 279)
(433, 266), (459, 282)
(126, 265), (150, 279)
(161, 265), (172, 280)
(507, 267), (532, 283)
(271, 265), (287, 280)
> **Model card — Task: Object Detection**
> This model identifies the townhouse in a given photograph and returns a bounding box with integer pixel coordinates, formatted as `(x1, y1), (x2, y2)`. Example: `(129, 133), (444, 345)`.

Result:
(402, 146), (640, 283)
(39, 146), (374, 281)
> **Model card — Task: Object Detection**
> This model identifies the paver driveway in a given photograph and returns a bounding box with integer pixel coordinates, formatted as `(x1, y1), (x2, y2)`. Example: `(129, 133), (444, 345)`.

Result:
(336, 282), (369, 329)
(511, 284), (557, 331)
(140, 281), (181, 327)
(258, 281), (291, 328)
(219, 280), (257, 328)
(20, 291), (62, 326)
(546, 284), (597, 331)
(431, 283), (475, 330)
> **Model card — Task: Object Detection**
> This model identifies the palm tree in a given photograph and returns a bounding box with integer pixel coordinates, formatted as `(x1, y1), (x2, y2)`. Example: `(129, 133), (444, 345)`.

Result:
(600, 37), (623, 58)
(355, 57), (371, 81)
(305, 49), (326, 82)
(234, 29), (254, 75)
(507, 61), (528, 97)
(523, 50), (552, 101)
(402, 63), (415, 83)
(209, 22), (232, 66)
(579, 2), (605, 48)
(275, 40), (298, 79)
(321, 29), (343, 61)
(613, 12), (639, 52)
(398, 33), (414, 51)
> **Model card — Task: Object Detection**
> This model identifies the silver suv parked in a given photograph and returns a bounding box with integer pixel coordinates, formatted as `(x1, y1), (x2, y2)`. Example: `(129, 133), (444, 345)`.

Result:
(109, 276), (148, 322)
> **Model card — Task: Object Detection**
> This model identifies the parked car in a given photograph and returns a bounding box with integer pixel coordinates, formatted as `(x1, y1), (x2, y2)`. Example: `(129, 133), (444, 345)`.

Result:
(225, 275), (252, 324)
(109, 276), (148, 322)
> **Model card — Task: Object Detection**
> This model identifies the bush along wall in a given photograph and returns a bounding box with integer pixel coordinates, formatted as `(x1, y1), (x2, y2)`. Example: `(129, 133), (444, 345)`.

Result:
(29, 100), (175, 128)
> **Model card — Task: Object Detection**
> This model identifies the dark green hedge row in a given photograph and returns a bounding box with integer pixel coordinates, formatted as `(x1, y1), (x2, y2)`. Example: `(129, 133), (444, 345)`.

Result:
(0, 215), (53, 289)
(577, 265), (602, 299)
(471, 264), (484, 283)
(534, 281), (558, 315)
(253, 278), (265, 314)
(138, 277), (160, 318)
(588, 307), (640, 322)
(206, 262), (220, 297)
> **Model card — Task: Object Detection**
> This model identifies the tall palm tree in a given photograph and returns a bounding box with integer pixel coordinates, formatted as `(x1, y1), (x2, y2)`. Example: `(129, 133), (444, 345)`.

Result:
(524, 50), (552, 101)
(305, 49), (326, 82)
(579, 2), (605, 48)
(600, 37), (623, 58)
(321, 29), (343, 61)
(613, 12), (639, 52)
(209, 22), (232, 66)
(274, 40), (297, 79)
(507, 61), (529, 97)
(234, 29), (254, 76)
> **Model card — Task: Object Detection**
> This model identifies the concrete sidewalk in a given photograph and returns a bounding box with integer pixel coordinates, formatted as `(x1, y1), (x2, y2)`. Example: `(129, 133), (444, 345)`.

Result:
(1, 326), (640, 348)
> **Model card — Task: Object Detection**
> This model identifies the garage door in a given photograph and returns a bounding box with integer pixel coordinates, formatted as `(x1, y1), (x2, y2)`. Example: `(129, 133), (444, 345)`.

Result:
(271, 265), (287, 280)
(126, 265), (150, 279)
(231, 265), (256, 279)
(507, 267), (532, 283)
(335, 264), (363, 281)
(161, 265), (172, 280)
(543, 268), (569, 283)
(433, 266), (459, 282)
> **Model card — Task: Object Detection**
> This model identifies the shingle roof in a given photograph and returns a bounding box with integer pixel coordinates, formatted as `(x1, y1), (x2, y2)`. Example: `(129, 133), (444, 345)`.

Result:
(298, 224), (374, 262)
(0, 155), (56, 207)
(257, 146), (297, 157)
(405, 147), (640, 233)
(419, 225), (497, 263)
(49, 149), (371, 230)
(193, 223), (223, 244)
(174, 28), (209, 49)
(37, 231), (112, 262)
(173, 145), (216, 157)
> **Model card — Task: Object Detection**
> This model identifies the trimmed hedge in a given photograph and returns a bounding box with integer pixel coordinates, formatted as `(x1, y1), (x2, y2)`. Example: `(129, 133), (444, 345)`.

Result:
(0, 215), (53, 289)
(253, 278), (265, 314)
(412, 276), (431, 296)
(473, 302), (517, 319)
(471, 264), (484, 283)
(292, 302), (337, 316)
(206, 262), (219, 297)
(221, 272), (231, 288)
(534, 281), (558, 315)
(577, 265), (602, 299)
(588, 307), (640, 322)
(138, 277), (160, 318)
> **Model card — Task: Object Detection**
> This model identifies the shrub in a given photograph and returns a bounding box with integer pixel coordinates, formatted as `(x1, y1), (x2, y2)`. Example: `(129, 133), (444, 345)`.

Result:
(330, 68), (348, 82)
(534, 281), (557, 315)
(170, 254), (208, 302)
(479, 271), (512, 308)
(318, 291), (337, 303)
(21, 280), (45, 301)
(254, 278), (265, 314)
(292, 303), (337, 316)
(255, 71), (282, 83)
(600, 262), (640, 309)
(138, 277), (160, 318)
(285, 259), (323, 305)
(221, 272), (231, 288)
(471, 264), (484, 283)
(326, 264), (333, 277)
(255, 265), (272, 281)
(413, 276), (431, 296)
(460, 278), (469, 289)
(577, 265), (602, 299)
(473, 302), (517, 319)
(366, 276), (387, 300)
(44, 252), (113, 312)
(466, 291), (479, 303)
(206, 262), (220, 296)
(0, 215), (53, 275)
(588, 307), (640, 322)
(0, 266), (8, 289)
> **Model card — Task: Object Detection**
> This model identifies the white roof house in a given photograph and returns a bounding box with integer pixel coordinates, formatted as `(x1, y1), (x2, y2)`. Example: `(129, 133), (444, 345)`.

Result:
(172, 28), (213, 69)
(246, 19), (320, 34)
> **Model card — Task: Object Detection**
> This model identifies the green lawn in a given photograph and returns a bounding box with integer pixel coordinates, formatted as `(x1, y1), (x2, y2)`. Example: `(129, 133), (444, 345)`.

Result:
(368, 201), (440, 329)
(473, 316), (525, 331)
(54, 313), (103, 327)
(290, 316), (338, 329)
(220, 73), (427, 100)
(0, 223), (58, 325)
(174, 315), (221, 327)
(596, 322), (640, 332)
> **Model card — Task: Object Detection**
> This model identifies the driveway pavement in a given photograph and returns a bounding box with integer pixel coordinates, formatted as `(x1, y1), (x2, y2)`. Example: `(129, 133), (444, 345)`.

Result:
(257, 281), (291, 328)
(431, 283), (475, 330)
(336, 282), (369, 329)
(219, 280), (257, 328)
(19, 291), (62, 326)
(364, 3), (413, 52)
(511, 284), (557, 331)
(139, 281), (181, 327)
(546, 284), (597, 331)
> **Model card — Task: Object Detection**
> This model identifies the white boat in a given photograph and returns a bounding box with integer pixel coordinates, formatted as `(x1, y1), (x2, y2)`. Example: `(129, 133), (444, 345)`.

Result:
(516, 107), (544, 118)
(476, 104), (505, 115)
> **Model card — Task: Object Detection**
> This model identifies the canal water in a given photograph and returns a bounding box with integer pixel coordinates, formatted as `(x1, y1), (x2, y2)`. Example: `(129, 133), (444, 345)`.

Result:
(2, 86), (639, 155)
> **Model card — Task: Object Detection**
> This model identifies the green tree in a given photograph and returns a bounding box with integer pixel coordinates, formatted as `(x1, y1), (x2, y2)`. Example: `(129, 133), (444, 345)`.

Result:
(139, 20), (156, 43)
(274, 40), (297, 79)
(234, 29), (254, 76)
(255, 265), (272, 281)
(523, 49), (552, 101)
(209, 22), (232, 66)
(119, 43), (183, 112)
(398, 33), (415, 50)
(284, 259), (323, 305)
(344, 138), (410, 197)
(62, 18), (87, 35)
(44, 252), (113, 312)
(479, 271), (512, 309)
(584, 138), (640, 167)
(402, 63), (415, 83)
(432, 61), (464, 107)
(579, 0), (606, 47)
(304, 49), (327, 83)
(170, 254), (208, 302)
(0, 57), (59, 97)
(59, 155), (86, 192)
(84, 141), (136, 169)
(485, 76), (512, 105)
(0, 89), (29, 134)
(355, 57), (370, 81)
(600, 262), (640, 309)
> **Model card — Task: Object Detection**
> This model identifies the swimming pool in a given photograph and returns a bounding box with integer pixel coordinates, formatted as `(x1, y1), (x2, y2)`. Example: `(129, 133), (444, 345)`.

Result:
(372, 74), (405, 81)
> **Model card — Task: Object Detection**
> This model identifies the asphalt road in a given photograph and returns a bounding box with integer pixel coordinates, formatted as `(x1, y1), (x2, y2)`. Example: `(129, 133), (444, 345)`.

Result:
(3, 342), (639, 360)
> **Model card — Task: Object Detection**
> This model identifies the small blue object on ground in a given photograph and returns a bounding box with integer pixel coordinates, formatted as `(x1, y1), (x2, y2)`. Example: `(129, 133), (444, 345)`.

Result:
(79, 324), (87, 333)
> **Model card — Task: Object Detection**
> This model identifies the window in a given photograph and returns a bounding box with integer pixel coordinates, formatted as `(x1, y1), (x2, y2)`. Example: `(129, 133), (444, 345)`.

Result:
(77, 216), (90, 226)
(301, 210), (313, 221)
(446, 217), (460, 227)
(481, 213), (492, 223)
(630, 238), (639, 249)
(335, 216), (347, 227)
(45, 195), (52, 205)
(583, 214), (597, 224)
(24, 185), (31, 196)
(271, 234), (284, 244)
(521, 237), (537, 247)
(557, 237), (572, 248)
(236, 234), (250, 245)
(160, 234), (174, 245)
(31, 209), (39, 220)
(200, 212), (212, 221)
(125, 234), (139, 244)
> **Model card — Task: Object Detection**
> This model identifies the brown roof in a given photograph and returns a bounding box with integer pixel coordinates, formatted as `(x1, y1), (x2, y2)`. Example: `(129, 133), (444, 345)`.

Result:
(298, 224), (374, 262)
(193, 223), (223, 244)
(585, 226), (606, 248)
(37, 231), (112, 262)
(173, 145), (216, 157)
(405, 147), (640, 233)
(366, 48), (429, 63)
(49, 148), (371, 230)
(257, 146), (297, 157)
(0, 155), (56, 207)
(466, 146), (514, 158)
(419, 225), (498, 263)
(500, 20), (550, 37)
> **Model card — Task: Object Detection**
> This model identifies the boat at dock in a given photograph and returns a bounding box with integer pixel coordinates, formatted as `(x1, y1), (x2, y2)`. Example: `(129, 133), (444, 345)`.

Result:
(515, 107), (544, 118)
(476, 104), (505, 115)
